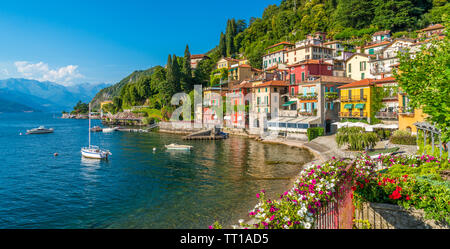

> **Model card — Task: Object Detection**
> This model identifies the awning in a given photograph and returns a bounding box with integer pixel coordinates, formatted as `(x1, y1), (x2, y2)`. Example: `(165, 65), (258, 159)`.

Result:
(282, 101), (297, 107)
(344, 104), (353, 109)
(355, 104), (365, 109)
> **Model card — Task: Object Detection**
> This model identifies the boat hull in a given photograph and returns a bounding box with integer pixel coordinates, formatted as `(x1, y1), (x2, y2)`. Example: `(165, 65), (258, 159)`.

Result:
(81, 149), (109, 159)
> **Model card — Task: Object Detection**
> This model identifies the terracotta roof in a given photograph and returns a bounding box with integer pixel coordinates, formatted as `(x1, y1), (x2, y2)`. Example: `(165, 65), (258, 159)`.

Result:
(191, 54), (208, 59)
(289, 44), (335, 51)
(373, 77), (396, 85)
(345, 53), (374, 62)
(288, 59), (333, 67)
(364, 41), (392, 49)
(338, 79), (376, 89)
(373, 30), (391, 36)
(265, 65), (280, 71)
(419, 24), (444, 32)
(252, 80), (289, 88)
(266, 41), (294, 50)
(264, 48), (288, 56)
(323, 40), (341, 45)
(312, 75), (356, 84)
(230, 81), (253, 90)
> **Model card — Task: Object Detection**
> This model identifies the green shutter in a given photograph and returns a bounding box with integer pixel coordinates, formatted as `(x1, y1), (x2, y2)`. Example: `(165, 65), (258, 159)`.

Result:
(355, 104), (365, 109)
(344, 104), (354, 109)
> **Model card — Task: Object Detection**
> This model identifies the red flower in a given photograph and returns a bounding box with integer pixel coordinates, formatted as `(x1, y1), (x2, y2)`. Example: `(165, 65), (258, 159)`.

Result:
(406, 195), (411, 201)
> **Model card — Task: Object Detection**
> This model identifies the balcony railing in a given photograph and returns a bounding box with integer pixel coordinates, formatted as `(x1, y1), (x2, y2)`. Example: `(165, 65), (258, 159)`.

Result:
(341, 95), (367, 102)
(375, 112), (398, 119)
(299, 110), (317, 116)
(398, 106), (415, 115)
(298, 94), (318, 101)
(339, 112), (368, 118)
(325, 92), (339, 101)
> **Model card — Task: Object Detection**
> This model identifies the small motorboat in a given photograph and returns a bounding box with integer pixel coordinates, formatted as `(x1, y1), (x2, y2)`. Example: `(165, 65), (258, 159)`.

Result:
(102, 127), (119, 133)
(90, 126), (103, 132)
(165, 144), (193, 151)
(26, 126), (54, 135)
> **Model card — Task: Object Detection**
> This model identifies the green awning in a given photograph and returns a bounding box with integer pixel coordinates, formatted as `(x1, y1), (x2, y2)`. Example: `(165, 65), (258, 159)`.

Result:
(282, 101), (296, 107)
(344, 104), (354, 109)
(355, 104), (365, 109)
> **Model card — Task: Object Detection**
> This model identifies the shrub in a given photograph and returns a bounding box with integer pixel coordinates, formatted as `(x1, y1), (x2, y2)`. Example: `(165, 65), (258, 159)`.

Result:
(390, 130), (417, 145)
(307, 127), (324, 141)
(336, 127), (379, 151)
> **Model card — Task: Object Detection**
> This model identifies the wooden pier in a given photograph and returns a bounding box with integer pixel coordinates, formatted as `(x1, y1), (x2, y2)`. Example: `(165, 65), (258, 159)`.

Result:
(182, 128), (228, 141)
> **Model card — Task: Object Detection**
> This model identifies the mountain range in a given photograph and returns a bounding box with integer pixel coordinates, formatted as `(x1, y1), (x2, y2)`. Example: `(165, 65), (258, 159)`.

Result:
(0, 78), (111, 112)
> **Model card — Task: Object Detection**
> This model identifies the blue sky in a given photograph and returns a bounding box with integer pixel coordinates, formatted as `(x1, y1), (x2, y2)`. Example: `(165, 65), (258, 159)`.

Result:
(0, 0), (280, 86)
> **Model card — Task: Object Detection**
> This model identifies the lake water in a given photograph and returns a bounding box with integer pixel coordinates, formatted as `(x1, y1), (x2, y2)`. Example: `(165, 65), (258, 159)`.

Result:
(0, 112), (314, 228)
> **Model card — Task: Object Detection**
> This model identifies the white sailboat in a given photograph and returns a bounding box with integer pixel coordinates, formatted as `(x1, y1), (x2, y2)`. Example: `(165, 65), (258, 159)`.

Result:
(81, 103), (111, 160)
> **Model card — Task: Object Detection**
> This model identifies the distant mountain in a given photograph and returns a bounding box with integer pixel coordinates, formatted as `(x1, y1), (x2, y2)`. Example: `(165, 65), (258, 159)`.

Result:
(0, 78), (111, 112)
(91, 67), (157, 109)
(0, 97), (36, 113)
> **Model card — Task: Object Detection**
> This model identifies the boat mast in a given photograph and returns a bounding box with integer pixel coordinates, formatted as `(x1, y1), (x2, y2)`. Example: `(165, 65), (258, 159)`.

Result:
(89, 103), (91, 147)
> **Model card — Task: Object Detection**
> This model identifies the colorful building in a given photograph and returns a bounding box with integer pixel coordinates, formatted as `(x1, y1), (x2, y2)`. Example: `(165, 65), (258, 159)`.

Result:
(287, 60), (334, 95)
(203, 87), (228, 128)
(285, 45), (334, 66)
(225, 81), (253, 129)
(372, 30), (391, 43)
(373, 77), (399, 123)
(190, 54), (209, 69)
(338, 79), (376, 123)
(345, 53), (375, 80)
(262, 42), (294, 70)
(216, 57), (239, 70)
(398, 91), (427, 134)
(417, 24), (445, 39)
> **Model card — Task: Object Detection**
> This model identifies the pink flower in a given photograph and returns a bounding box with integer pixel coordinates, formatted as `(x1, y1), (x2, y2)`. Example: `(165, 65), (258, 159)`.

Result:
(270, 215), (275, 221)
(256, 193), (260, 199)
(209, 226), (213, 229)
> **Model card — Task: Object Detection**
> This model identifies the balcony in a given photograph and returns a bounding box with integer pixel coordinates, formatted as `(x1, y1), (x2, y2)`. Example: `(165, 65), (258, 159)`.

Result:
(299, 110), (317, 117)
(341, 95), (367, 102)
(324, 92), (339, 101)
(375, 111), (398, 119)
(398, 106), (415, 115)
(339, 112), (368, 119)
(298, 94), (318, 101)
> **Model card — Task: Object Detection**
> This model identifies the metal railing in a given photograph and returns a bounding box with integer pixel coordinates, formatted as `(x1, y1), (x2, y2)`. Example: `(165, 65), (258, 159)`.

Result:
(339, 112), (368, 118)
(375, 112), (398, 119)
(314, 163), (354, 229)
(341, 96), (367, 102)
(398, 106), (415, 115)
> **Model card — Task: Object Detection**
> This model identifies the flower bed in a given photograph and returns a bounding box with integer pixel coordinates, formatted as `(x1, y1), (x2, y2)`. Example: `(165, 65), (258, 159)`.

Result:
(209, 154), (450, 229)
(352, 154), (450, 224)
(237, 158), (351, 229)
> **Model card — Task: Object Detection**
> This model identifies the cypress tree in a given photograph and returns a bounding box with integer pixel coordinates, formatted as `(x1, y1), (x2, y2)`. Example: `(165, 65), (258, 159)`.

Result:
(163, 54), (176, 105)
(182, 44), (193, 92)
(225, 19), (234, 57)
(219, 32), (227, 57)
(172, 54), (182, 92)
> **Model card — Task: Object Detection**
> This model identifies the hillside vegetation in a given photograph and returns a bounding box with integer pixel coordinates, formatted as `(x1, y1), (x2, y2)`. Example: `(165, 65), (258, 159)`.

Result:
(92, 0), (449, 117)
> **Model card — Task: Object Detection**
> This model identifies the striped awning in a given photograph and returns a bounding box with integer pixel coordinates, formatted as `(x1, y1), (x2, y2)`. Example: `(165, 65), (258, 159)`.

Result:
(344, 104), (354, 109)
(355, 104), (365, 109)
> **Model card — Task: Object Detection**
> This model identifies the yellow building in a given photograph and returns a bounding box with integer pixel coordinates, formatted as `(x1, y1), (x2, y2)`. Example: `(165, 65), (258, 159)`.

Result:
(216, 57), (239, 70)
(338, 79), (375, 122)
(398, 91), (426, 134)
(100, 100), (113, 109)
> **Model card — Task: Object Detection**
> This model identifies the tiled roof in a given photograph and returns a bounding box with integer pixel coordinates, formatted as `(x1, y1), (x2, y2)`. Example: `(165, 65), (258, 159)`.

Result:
(323, 40), (341, 45)
(288, 59), (333, 67)
(338, 78), (376, 89)
(373, 30), (391, 36)
(312, 75), (356, 84)
(419, 24), (444, 32)
(230, 81), (253, 90)
(252, 80), (289, 88)
(191, 54), (208, 59)
(266, 41), (294, 50)
(364, 41), (392, 49)
(373, 77), (396, 84)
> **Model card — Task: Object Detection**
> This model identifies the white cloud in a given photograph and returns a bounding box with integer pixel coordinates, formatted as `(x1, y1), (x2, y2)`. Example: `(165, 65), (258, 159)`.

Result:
(14, 61), (84, 86)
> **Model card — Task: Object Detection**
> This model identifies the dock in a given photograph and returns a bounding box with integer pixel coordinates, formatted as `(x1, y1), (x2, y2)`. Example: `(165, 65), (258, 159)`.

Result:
(183, 128), (228, 140)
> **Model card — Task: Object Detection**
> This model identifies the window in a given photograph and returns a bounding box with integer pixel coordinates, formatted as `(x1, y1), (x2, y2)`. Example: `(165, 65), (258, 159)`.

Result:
(301, 72), (305, 81)
(257, 97), (260, 104)
(274, 87), (278, 92)
(348, 63), (352, 73)
(291, 87), (295, 96)
(361, 73), (365, 79)
(265, 88), (268, 92)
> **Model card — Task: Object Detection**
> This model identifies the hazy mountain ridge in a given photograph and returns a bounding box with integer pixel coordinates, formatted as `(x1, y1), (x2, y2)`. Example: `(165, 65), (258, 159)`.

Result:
(0, 78), (111, 112)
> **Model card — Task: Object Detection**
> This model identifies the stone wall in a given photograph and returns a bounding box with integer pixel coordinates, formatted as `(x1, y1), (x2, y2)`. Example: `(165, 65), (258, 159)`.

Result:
(354, 202), (449, 229)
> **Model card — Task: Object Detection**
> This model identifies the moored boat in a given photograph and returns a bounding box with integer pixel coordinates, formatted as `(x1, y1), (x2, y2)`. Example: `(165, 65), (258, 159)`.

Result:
(81, 103), (111, 160)
(165, 144), (193, 151)
(102, 127), (119, 133)
(90, 126), (103, 132)
(26, 126), (54, 135)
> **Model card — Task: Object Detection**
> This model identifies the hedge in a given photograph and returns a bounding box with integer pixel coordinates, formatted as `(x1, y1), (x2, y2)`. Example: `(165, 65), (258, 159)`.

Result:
(307, 127), (324, 141)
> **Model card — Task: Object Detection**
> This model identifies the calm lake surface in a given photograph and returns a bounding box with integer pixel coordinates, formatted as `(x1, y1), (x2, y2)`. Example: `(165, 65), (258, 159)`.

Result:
(0, 112), (314, 228)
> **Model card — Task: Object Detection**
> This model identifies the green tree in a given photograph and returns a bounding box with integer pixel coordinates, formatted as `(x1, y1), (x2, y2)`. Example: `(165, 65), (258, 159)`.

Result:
(219, 32), (227, 57)
(181, 44), (193, 92)
(394, 19), (450, 141)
